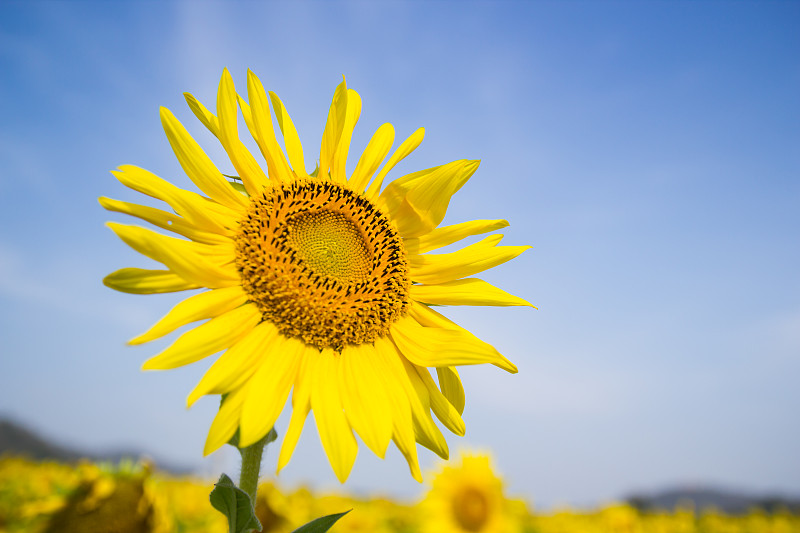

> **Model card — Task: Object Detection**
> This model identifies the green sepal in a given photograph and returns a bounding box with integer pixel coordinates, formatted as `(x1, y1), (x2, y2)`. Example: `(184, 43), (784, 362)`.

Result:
(230, 426), (277, 451)
(227, 430), (239, 448)
(209, 473), (262, 533)
(291, 510), (351, 533)
(230, 181), (247, 194)
(223, 174), (248, 194)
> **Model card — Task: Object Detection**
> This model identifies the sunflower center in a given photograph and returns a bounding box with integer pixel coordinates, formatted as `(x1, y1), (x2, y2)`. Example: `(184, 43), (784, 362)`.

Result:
(235, 179), (410, 351)
(452, 486), (490, 532)
(285, 210), (371, 283)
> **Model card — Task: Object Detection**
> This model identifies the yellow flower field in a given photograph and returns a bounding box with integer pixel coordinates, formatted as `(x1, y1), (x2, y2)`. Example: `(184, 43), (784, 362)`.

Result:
(1, 455), (797, 533)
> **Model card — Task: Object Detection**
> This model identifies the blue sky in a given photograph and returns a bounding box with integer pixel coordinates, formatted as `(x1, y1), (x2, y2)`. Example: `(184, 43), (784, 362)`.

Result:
(1, 0), (798, 508)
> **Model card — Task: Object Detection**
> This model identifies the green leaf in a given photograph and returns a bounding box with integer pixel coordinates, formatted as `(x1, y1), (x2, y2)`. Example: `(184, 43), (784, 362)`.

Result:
(209, 473), (262, 533)
(291, 510), (351, 533)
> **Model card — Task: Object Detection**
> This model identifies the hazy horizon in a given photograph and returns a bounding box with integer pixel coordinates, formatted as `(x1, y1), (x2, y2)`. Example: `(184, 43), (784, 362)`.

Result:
(3, 413), (799, 510)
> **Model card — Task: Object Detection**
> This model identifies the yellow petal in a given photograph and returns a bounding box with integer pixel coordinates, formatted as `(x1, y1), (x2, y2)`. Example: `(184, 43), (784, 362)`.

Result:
(318, 78), (348, 181)
(378, 160), (479, 238)
(378, 163), (438, 191)
(111, 165), (238, 235)
(390, 315), (518, 373)
(311, 349), (358, 483)
(99, 196), (227, 245)
(193, 239), (237, 267)
(403, 219), (509, 254)
(408, 300), (470, 415)
(246, 70), (293, 182)
(339, 344), (393, 458)
(348, 123), (395, 193)
(184, 92), (220, 137)
(379, 341), (449, 460)
(239, 335), (304, 447)
(408, 299), (462, 330)
(412, 417), (448, 460)
(277, 349), (318, 474)
(236, 94), (256, 138)
(216, 69), (269, 196)
(330, 89), (362, 183)
(106, 223), (239, 288)
(277, 401), (310, 475)
(159, 107), (248, 211)
(268, 90), (308, 178)
(411, 278), (535, 307)
(204, 387), (246, 455)
(187, 321), (281, 407)
(103, 268), (199, 294)
(400, 358), (449, 459)
(409, 234), (531, 285)
(365, 127), (425, 198)
(409, 301), (508, 402)
(130, 286), (248, 345)
(202, 196), (244, 225)
(436, 367), (466, 416)
(141, 304), (261, 370)
(371, 338), (423, 482)
(392, 435), (422, 483)
(412, 364), (465, 436)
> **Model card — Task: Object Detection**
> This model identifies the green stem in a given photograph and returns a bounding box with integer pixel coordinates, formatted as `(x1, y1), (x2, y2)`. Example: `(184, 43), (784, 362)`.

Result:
(237, 427), (277, 504)
(238, 439), (265, 504)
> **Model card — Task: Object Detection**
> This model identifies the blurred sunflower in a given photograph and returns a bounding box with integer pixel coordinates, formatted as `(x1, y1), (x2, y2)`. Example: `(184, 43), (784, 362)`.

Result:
(422, 453), (521, 533)
(102, 68), (532, 482)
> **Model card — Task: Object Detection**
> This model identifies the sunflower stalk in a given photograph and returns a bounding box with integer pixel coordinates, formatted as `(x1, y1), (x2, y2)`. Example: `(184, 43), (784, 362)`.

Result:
(212, 426), (348, 533)
(237, 428), (276, 503)
(208, 426), (277, 533)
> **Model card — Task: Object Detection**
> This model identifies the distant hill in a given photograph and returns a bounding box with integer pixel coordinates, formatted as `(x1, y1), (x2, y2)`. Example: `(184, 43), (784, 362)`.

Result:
(626, 486), (800, 514)
(0, 417), (194, 474)
(0, 418), (83, 463)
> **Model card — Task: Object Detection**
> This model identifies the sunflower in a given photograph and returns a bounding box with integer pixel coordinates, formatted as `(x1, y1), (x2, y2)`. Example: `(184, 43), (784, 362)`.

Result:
(101, 69), (532, 482)
(421, 453), (522, 533)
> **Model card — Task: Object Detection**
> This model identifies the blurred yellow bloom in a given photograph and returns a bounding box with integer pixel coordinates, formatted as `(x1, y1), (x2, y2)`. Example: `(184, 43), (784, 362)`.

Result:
(251, 480), (314, 533)
(599, 503), (645, 533)
(4, 457), (800, 533)
(39, 462), (156, 533)
(421, 452), (522, 533)
(314, 494), (396, 533)
(102, 69), (532, 482)
(146, 476), (227, 533)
